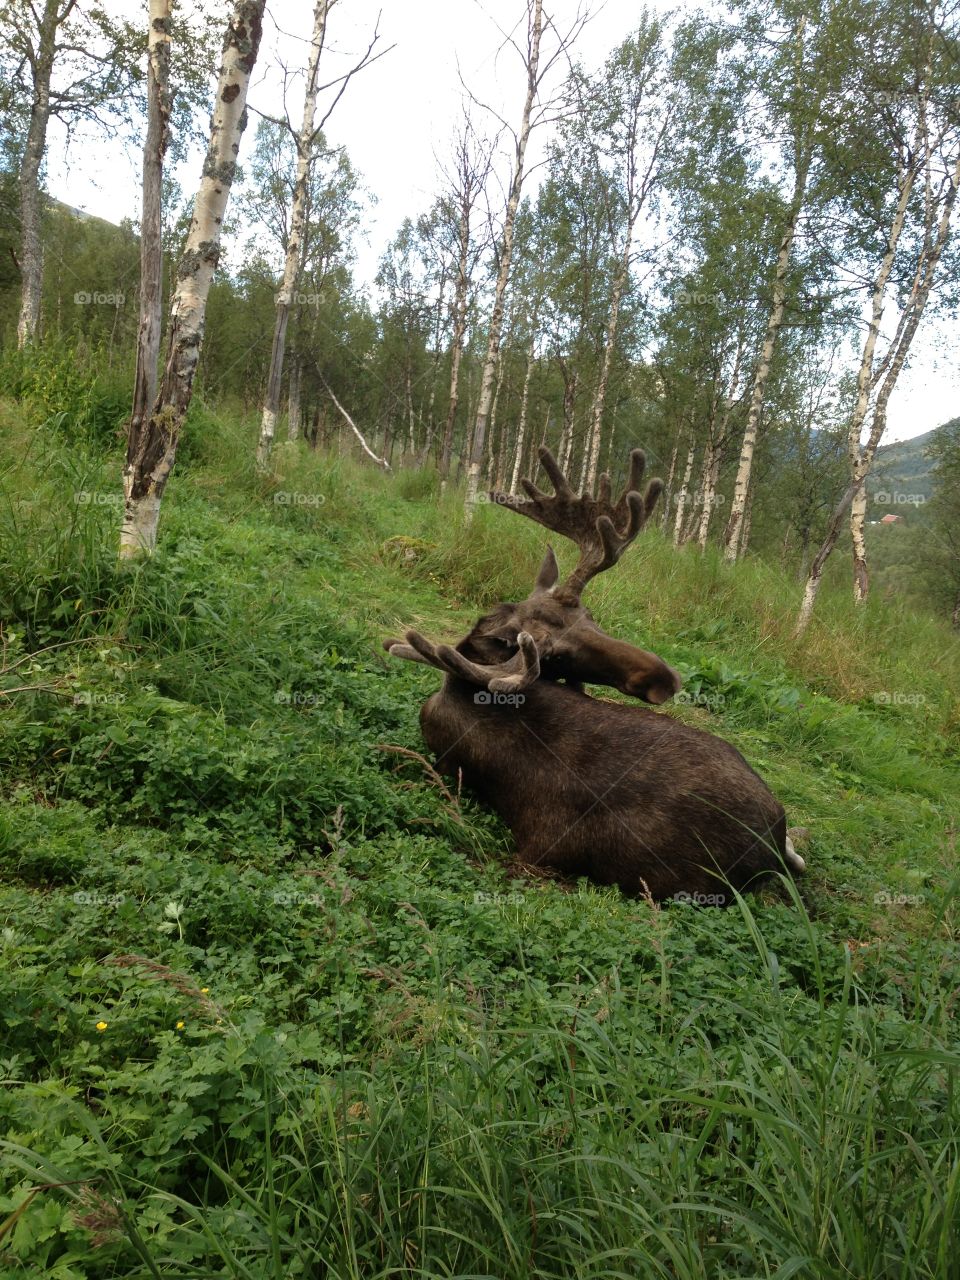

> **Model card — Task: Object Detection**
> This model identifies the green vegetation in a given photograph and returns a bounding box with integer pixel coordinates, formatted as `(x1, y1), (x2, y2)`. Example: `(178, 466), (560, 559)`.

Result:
(2, 398), (959, 1278)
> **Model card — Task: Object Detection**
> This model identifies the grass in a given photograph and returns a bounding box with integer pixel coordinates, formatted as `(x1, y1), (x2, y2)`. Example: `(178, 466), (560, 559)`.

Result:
(1, 401), (958, 1277)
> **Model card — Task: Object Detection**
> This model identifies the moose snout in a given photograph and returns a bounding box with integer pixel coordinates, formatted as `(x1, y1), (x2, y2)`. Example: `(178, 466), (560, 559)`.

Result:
(622, 658), (682, 705)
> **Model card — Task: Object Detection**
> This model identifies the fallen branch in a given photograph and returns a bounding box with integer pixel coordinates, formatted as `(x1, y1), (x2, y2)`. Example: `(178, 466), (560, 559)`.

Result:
(318, 373), (391, 471)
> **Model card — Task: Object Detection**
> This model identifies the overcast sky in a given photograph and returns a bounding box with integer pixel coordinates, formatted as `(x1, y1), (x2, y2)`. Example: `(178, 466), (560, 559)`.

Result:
(43, 0), (959, 444)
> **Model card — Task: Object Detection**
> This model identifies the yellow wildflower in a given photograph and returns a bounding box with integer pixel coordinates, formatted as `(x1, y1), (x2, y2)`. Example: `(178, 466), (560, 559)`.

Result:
(95, 1021), (108, 1032)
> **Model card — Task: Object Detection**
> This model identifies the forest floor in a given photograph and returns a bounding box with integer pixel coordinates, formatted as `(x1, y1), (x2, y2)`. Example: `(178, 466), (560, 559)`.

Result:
(2, 402), (959, 1278)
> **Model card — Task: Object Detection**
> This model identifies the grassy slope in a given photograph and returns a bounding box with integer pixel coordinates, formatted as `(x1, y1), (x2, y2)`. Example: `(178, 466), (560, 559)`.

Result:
(1, 404), (959, 1278)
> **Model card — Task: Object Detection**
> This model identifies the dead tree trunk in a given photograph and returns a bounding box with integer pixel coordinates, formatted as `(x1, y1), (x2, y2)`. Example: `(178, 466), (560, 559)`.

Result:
(320, 374), (391, 470)
(121, 0), (266, 557)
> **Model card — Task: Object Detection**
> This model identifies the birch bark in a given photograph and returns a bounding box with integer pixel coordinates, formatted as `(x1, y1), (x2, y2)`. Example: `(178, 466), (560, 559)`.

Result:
(121, 0), (266, 557)
(672, 439), (696, 546)
(795, 118), (959, 631)
(16, 0), (61, 348)
(724, 150), (810, 560)
(256, 0), (330, 470)
(464, 0), (542, 519)
(509, 333), (537, 493)
(125, 0), (172, 503)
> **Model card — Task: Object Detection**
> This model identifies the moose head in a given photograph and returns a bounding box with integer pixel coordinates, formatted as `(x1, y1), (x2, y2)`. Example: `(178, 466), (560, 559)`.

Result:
(386, 446), (681, 704)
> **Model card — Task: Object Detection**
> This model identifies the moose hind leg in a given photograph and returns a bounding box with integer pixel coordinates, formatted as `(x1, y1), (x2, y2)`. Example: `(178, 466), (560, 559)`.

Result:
(784, 834), (806, 873)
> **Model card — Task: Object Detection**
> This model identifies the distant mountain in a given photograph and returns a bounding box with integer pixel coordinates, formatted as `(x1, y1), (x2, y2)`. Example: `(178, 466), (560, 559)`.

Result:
(866, 423), (954, 509)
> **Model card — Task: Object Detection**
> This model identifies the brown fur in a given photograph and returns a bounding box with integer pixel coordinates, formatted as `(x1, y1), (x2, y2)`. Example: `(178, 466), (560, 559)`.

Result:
(418, 634), (790, 902)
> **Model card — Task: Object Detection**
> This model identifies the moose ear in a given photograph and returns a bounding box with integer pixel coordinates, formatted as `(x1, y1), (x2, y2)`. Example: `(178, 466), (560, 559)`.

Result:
(532, 545), (559, 594)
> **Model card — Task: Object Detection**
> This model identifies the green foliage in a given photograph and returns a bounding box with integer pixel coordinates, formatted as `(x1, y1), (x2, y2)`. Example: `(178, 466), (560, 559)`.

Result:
(0, 339), (130, 448)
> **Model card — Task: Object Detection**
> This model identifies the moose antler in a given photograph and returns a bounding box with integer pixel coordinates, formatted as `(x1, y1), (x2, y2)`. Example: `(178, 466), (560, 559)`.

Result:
(490, 447), (663, 602)
(383, 629), (540, 693)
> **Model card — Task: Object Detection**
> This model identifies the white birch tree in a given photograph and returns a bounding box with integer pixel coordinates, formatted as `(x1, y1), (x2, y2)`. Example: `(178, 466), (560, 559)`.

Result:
(463, 0), (588, 519)
(794, 0), (960, 631)
(126, 0), (172, 486)
(121, 0), (266, 557)
(255, 0), (331, 470)
(576, 18), (672, 492)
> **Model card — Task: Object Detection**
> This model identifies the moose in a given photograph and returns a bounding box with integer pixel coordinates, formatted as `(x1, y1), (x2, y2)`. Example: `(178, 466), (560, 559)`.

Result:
(385, 447), (805, 902)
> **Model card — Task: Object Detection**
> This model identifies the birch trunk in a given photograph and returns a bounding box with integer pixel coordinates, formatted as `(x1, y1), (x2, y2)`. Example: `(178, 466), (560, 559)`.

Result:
(558, 367), (577, 474)
(584, 234), (631, 491)
(121, 0), (266, 557)
(439, 303), (466, 478)
(661, 431), (680, 533)
(795, 128), (959, 632)
(509, 333), (536, 493)
(126, 0), (172, 501)
(695, 439), (722, 549)
(740, 483), (754, 555)
(464, 0), (542, 519)
(485, 352), (506, 487)
(672, 439), (696, 546)
(16, 0), (59, 348)
(724, 151), (810, 561)
(850, 481), (869, 598)
(405, 355), (416, 460)
(439, 218), (471, 476)
(287, 356), (302, 441)
(255, 0), (330, 471)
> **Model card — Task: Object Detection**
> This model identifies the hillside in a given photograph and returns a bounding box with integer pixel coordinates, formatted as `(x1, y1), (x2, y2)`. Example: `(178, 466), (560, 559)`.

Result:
(1, 404), (959, 1277)
(867, 422), (955, 508)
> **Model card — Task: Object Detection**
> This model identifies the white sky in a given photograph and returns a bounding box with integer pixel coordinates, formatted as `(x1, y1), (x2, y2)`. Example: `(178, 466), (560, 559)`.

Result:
(43, 0), (959, 443)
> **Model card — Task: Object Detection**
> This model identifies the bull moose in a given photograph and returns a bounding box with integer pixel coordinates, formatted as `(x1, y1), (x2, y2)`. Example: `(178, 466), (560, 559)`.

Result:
(385, 447), (805, 901)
